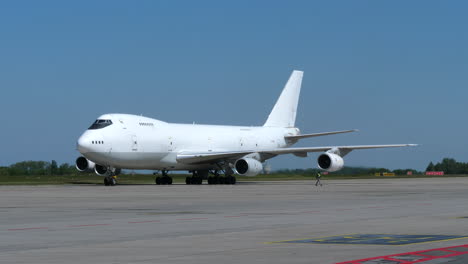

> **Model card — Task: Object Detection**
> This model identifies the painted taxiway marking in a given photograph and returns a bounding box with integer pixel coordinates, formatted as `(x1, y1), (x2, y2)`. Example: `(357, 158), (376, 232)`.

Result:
(364, 206), (385, 209)
(128, 220), (161, 224)
(224, 214), (250, 218)
(67, 224), (112, 228)
(336, 244), (468, 264)
(176, 217), (209, 221)
(8, 227), (48, 231)
(270, 234), (468, 245)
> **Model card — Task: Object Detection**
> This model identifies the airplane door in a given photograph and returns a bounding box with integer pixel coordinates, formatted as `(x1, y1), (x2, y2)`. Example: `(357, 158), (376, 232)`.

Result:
(131, 135), (138, 151)
(208, 136), (213, 152)
(240, 134), (257, 150)
(167, 137), (175, 152)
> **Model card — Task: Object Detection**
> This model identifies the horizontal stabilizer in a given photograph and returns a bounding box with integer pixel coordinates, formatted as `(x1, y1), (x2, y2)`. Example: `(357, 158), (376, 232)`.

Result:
(285, 129), (358, 141)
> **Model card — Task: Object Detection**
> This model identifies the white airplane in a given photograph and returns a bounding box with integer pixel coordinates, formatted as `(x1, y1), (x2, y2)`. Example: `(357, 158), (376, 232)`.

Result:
(76, 70), (416, 186)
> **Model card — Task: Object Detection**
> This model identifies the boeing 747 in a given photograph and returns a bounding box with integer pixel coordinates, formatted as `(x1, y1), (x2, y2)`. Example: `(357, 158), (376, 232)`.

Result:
(76, 71), (416, 186)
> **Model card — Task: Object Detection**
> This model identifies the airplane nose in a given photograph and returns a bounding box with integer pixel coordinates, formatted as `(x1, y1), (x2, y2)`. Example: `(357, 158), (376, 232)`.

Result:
(77, 134), (92, 154)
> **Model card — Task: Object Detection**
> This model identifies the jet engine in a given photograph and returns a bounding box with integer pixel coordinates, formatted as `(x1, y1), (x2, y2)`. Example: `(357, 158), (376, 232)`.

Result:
(94, 165), (121, 176)
(75, 156), (95, 172)
(94, 164), (108, 176)
(317, 153), (344, 172)
(235, 158), (263, 176)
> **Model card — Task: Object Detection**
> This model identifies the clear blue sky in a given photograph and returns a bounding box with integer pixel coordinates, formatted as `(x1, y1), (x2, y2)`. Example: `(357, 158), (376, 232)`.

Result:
(0, 1), (466, 171)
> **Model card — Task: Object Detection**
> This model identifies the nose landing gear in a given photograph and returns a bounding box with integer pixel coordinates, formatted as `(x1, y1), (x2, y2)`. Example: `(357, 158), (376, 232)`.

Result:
(104, 176), (117, 186)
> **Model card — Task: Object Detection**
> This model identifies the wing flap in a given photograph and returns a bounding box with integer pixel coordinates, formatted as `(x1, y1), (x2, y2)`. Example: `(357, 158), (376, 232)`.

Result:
(262, 144), (417, 157)
(176, 144), (417, 165)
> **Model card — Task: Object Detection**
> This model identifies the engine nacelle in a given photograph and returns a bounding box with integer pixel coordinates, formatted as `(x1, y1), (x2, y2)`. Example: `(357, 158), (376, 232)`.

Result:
(94, 164), (108, 176)
(235, 158), (263, 176)
(317, 153), (344, 172)
(75, 156), (95, 172)
(94, 165), (121, 176)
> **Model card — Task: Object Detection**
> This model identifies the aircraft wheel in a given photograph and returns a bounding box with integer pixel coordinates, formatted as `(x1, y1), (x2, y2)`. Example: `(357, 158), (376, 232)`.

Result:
(167, 177), (173, 185)
(211, 176), (219, 185)
(104, 177), (110, 186)
(185, 176), (191, 185)
(162, 176), (168, 185)
(109, 177), (117, 186)
(208, 176), (214, 184)
(190, 177), (198, 185)
(218, 176), (225, 184)
(229, 176), (236, 185)
(155, 177), (161, 185)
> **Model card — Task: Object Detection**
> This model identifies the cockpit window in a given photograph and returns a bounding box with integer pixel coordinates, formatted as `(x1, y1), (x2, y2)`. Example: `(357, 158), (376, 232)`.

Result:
(88, 119), (113, 130)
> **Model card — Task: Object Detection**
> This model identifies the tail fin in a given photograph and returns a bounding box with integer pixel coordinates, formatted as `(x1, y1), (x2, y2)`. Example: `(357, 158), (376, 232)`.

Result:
(263, 70), (303, 127)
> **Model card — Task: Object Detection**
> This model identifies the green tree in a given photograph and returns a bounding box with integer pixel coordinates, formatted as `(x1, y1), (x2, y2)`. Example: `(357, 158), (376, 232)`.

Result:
(50, 160), (58, 175)
(58, 163), (74, 175)
(0, 167), (9, 176)
(426, 162), (435, 172)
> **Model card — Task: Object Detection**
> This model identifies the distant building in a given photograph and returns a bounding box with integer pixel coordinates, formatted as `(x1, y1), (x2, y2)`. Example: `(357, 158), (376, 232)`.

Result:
(425, 171), (444, 176)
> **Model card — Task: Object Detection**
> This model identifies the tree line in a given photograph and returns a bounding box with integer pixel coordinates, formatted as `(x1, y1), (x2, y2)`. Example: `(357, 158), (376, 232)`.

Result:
(277, 157), (467, 175)
(0, 161), (77, 176)
(425, 158), (468, 174)
(0, 157), (467, 176)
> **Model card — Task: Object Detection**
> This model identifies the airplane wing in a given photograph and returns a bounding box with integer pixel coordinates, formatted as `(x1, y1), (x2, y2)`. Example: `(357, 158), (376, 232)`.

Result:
(285, 129), (358, 141)
(176, 144), (417, 165)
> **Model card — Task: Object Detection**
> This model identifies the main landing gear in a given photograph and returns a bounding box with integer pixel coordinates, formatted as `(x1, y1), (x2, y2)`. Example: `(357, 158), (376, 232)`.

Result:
(185, 170), (204, 185)
(209, 169), (236, 185)
(207, 174), (236, 185)
(185, 170), (236, 185)
(155, 170), (173, 185)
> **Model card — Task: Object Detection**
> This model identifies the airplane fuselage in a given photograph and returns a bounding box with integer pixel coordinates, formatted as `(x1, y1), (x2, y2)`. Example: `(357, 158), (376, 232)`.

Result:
(77, 113), (299, 171)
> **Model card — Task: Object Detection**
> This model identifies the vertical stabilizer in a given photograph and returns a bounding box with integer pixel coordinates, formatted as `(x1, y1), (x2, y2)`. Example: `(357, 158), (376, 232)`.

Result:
(263, 70), (303, 127)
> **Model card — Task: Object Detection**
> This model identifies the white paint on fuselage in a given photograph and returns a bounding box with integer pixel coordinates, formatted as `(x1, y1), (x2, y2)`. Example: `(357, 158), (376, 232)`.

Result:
(77, 114), (299, 170)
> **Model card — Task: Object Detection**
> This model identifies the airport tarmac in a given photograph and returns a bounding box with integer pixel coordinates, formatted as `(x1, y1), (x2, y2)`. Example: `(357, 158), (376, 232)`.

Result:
(1, 177), (468, 264)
